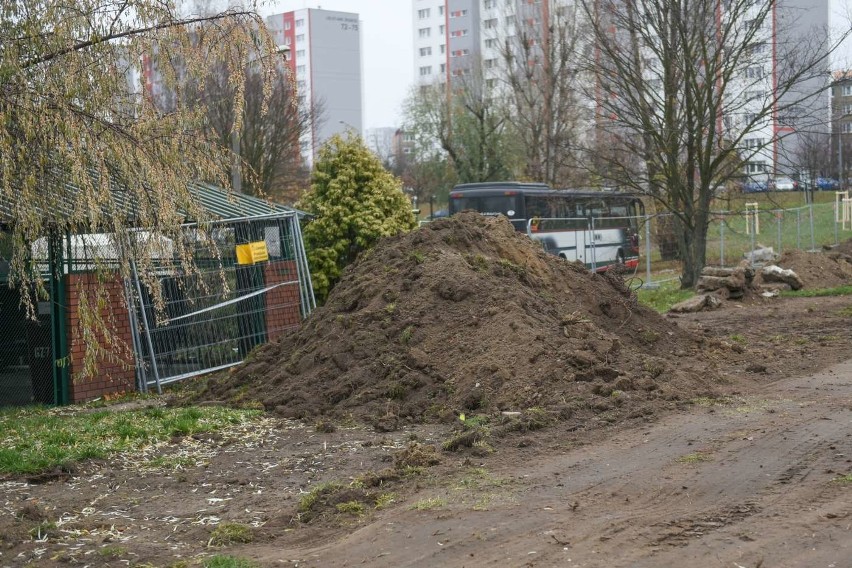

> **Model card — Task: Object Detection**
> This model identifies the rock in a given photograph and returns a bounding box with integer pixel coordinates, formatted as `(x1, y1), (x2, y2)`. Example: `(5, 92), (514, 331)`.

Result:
(743, 246), (777, 264)
(761, 265), (803, 291)
(701, 267), (736, 278)
(669, 294), (723, 313)
(760, 282), (792, 293)
(696, 270), (746, 293)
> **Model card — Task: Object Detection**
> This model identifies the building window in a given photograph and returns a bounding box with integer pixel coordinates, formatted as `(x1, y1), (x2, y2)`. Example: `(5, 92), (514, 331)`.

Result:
(439, 6), (444, 15)
(420, 65), (432, 76)
(484, 0), (496, 8)
(744, 138), (763, 149)
(484, 58), (497, 68)
(843, 104), (852, 115)
(843, 122), (852, 133)
(842, 85), (852, 96)
(296, 49), (305, 58)
(296, 65), (306, 74)
(418, 8), (430, 19)
(746, 66), (764, 79)
(439, 24), (445, 34)
(420, 46), (432, 56)
(296, 34), (305, 43)
(451, 49), (470, 57)
(284, 21), (291, 30)
(419, 27), (431, 38)
(486, 78), (496, 89)
(450, 10), (468, 18)
(746, 161), (766, 174)
(745, 90), (764, 102)
(484, 18), (498, 29)
(485, 38), (497, 49)
(297, 80), (306, 90)
(507, 15), (516, 26)
(440, 63), (446, 73)
(284, 37), (292, 45)
(440, 44), (446, 54)
(450, 29), (469, 37)
(296, 19), (304, 27)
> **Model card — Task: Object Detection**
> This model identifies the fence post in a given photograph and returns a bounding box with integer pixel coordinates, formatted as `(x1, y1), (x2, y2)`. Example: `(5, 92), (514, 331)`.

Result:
(719, 212), (726, 267)
(590, 216), (597, 272)
(776, 210), (782, 254)
(796, 208), (801, 250)
(643, 214), (657, 289)
(130, 259), (162, 395)
(750, 210), (756, 261)
(809, 203), (816, 251)
(835, 201), (840, 245)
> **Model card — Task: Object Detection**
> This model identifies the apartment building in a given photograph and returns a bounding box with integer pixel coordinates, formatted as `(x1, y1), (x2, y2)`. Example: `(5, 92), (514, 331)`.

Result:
(267, 8), (363, 165)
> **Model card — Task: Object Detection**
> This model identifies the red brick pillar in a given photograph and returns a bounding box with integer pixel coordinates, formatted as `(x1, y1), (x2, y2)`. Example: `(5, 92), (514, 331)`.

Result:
(65, 272), (136, 402)
(262, 260), (303, 343)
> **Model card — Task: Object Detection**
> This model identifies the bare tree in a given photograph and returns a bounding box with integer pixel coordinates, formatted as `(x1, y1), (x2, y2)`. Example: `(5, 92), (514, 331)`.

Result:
(580, 0), (845, 287)
(402, 77), (518, 184)
(495, 0), (591, 186)
(196, 61), (320, 203)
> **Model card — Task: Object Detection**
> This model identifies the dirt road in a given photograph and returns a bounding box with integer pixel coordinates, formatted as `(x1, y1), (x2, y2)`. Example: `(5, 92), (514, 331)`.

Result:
(250, 360), (851, 568)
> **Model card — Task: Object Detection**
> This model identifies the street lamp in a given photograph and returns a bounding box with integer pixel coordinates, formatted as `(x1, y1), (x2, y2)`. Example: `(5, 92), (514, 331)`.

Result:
(232, 44), (290, 193)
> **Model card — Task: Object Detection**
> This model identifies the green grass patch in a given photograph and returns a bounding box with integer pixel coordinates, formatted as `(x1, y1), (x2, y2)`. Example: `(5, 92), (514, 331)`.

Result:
(782, 285), (852, 298)
(410, 497), (446, 511)
(209, 523), (254, 546)
(833, 473), (852, 483)
(637, 280), (694, 313)
(0, 405), (260, 476)
(203, 556), (259, 568)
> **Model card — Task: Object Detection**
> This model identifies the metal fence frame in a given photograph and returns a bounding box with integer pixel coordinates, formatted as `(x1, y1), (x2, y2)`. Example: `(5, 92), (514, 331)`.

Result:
(126, 211), (314, 393)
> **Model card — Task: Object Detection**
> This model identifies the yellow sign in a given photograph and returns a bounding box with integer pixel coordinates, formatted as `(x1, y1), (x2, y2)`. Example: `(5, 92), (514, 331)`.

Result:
(236, 241), (269, 265)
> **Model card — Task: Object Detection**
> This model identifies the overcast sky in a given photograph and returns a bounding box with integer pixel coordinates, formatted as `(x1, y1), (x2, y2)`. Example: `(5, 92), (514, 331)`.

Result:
(257, 0), (414, 130)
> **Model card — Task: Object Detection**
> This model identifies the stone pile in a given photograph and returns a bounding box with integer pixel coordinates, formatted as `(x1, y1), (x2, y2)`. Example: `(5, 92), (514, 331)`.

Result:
(696, 263), (755, 300)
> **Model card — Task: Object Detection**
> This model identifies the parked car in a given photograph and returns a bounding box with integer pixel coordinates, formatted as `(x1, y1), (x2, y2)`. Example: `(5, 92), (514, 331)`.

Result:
(742, 181), (768, 193)
(772, 177), (797, 191)
(816, 177), (840, 191)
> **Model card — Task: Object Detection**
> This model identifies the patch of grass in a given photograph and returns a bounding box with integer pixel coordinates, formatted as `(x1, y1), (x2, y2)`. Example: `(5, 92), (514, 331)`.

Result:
(836, 306), (852, 317)
(677, 451), (714, 464)
(374, 492), (398, 510)
(400, 325), (415, 345)
(298, 482), (344, 514)
(28, 520), (57, 540)
(209, 523), (254, 546)
(335, 501), (366, 515)
(409, 250), (426, 264)
(203, 556), (259, 568)
(730, 334), (747, 344)
(98, 545), (127, 558)
(782, 285), (852, 298)
(637, 280), (694, 313)
(833, 473), (852, 483)
(466, 254), (489, 272)
(384, 302), (396, 314)
(410, 497), (446, 511)
(0, 405), (260, 476)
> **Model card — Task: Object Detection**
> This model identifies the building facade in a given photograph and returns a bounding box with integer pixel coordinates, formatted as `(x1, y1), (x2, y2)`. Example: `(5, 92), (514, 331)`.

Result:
(267, 8), (364, 165)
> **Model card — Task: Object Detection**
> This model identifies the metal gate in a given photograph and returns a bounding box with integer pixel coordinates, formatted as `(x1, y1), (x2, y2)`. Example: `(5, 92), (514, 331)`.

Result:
(126, 212), (314, 393)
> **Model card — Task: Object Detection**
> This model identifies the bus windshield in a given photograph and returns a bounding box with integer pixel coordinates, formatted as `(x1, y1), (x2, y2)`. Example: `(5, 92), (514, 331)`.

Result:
(449, 194), (523, 220)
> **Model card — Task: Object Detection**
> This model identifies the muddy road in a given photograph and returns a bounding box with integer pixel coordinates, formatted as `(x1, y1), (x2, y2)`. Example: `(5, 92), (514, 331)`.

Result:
(266, 361), (850, 567)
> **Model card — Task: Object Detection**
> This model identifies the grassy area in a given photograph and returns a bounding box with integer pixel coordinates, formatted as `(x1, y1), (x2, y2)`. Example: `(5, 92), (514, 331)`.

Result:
(781, 285), (852, 298)
(203, 556), (260, 568)
(637, 280), (694, 313)
(642, 191), (852, 269)
(0, 405), (260, 475)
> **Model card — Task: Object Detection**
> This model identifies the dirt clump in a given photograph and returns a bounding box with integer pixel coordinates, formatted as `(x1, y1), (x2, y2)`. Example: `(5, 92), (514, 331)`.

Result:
(204, 212), (726, 429)
(762, 248), (852, 289)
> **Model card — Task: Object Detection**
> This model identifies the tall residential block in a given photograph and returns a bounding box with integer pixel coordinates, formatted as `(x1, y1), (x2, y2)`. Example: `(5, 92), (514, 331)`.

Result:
(268, 8), (364, 165)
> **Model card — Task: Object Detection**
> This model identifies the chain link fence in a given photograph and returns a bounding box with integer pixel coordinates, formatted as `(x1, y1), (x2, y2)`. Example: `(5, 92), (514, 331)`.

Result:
(635, 198), (851, 288)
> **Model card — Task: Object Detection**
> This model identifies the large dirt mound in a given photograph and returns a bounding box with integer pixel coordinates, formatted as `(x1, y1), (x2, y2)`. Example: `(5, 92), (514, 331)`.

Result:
(771, 248), (852, 289)
(205, 213), (725, 427)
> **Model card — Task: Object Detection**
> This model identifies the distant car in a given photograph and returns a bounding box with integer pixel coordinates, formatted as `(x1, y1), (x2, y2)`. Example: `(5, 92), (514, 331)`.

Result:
(816, 177), (840, 191)
(742, 181), (768, 193)
(772, 177), (797, 191)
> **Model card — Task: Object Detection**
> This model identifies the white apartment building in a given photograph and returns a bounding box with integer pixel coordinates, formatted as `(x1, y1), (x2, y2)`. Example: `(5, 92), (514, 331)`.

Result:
(267, 8), (364, 165)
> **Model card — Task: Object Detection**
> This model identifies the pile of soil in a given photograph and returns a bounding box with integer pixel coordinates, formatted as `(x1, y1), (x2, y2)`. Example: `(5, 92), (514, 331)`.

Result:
(205, 213), (729, 428)
(768, 248), (852, 289)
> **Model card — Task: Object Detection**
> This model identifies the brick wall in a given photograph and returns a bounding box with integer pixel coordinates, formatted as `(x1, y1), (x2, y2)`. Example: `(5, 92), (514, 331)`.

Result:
(262, 260), (303, 343)
(66, 273), (136, 402)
